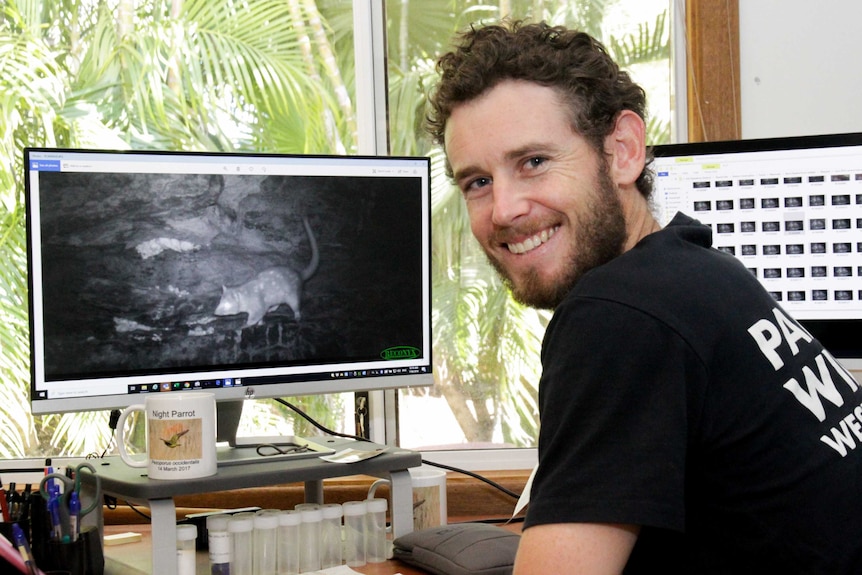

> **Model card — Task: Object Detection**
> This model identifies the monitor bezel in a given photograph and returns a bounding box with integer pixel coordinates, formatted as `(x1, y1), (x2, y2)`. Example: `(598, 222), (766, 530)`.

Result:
(651, 132), (862, 372)
(25, 148), (434, 415)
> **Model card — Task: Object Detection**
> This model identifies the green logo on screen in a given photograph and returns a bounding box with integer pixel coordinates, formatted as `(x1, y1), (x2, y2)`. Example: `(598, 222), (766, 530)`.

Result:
(381, 346), (421, 360)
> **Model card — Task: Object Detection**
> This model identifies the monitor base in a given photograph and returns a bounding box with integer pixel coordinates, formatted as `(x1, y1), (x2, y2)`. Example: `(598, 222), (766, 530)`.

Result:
(216, 435), (336, 467)
(215, 400), (337, 466)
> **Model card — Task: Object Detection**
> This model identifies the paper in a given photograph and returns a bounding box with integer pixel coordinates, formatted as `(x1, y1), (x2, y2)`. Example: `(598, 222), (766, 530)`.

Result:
(319, 447), (386, 464)
(512, 463), (538, 520)
(104, 531), (143, 546)
(304, 565), (375, 574)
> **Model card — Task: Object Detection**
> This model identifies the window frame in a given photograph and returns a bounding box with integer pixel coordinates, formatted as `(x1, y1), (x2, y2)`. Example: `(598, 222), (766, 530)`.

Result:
(355, 0), (741, 470)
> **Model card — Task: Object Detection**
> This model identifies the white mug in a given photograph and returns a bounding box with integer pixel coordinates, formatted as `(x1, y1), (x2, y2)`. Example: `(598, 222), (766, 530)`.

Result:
(116, 392), (217, 480)
(369, 465), (447, 530)
(408, 466), (448, 530)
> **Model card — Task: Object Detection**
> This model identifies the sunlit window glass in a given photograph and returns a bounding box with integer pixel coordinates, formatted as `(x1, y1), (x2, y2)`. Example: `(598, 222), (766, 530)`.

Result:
(385, 0), (673, 451)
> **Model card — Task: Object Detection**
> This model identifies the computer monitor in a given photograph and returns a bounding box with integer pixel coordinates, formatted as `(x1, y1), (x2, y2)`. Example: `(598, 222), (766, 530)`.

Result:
(25, 148), (433, 446)
(651, 132), (862, 371)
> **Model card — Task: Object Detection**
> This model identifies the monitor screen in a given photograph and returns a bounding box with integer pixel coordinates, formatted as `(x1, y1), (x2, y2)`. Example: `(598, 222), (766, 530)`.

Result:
(25, 148), (433, 419)
(651, 132), (862, 371)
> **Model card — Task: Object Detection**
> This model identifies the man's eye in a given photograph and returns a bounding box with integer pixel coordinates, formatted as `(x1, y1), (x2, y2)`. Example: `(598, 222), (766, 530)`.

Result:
(525, 157), (546, 170)
(465, 177), (491, 191)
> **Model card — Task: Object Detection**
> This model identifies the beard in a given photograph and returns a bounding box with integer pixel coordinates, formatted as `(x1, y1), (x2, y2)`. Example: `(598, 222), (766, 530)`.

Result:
(487, 161), (628, 310)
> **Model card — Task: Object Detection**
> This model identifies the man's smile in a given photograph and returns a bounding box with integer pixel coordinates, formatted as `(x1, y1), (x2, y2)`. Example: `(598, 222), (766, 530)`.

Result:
(505, 225), (560, 254)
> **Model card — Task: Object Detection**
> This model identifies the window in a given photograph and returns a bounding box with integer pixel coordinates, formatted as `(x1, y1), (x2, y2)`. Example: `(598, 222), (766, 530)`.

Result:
(0, 0), (365, 458)
(384, 1), (674, 458)
(0, 0), (673, 463)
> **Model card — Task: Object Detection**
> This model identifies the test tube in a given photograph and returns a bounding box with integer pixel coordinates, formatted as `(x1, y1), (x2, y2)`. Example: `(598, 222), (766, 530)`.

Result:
(207, 514), (231, 575)
(342, 500), (367, 567)
(320, 503), (344, 568)
(277, 509), (302, 575)
(228, 512), (255, 575)
(176, 523), (198, 575)
(253, 511), (279, 575)
(366, 498), (388, 563)
(299, 506), (323, 573)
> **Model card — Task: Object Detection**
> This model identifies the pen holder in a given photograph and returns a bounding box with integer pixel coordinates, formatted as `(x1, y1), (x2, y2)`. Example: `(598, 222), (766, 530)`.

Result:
(30, 497), (51, 565)
(40, 526), (104, 575)
(30, 494), (53, 566)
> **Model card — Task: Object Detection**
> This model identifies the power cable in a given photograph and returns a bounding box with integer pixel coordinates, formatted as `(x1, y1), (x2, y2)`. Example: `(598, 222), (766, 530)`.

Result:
(274, 397), (523, 501)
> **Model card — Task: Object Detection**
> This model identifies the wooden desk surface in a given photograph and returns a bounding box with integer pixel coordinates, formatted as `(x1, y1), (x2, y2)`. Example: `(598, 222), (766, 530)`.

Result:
(104, 522), (520, 575)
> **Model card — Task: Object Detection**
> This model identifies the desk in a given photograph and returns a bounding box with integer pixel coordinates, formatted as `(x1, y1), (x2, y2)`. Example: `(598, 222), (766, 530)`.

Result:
(83, 438), (421, 575)
(102, 524), (428, 574)
(102, 522), (524, 575)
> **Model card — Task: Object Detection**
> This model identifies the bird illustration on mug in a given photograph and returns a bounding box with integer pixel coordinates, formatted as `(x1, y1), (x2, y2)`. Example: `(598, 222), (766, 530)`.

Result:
(161, 429), (189, 448)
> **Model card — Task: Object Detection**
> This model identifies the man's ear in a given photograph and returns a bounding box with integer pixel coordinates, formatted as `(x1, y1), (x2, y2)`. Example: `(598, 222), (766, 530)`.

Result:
(604, 110), (646, 187)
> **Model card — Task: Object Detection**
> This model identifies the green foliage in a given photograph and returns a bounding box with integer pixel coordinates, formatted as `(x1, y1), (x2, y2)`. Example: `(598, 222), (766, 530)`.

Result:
(0, 206), (33, 456)
(0, 0), (671, 456)
(0, 0), (357, 457)
(606, 11), (670, 65)
(385, 0), (671, 444)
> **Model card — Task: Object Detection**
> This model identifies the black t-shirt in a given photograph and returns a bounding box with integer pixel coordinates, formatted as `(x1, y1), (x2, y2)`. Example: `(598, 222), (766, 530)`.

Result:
(524, 213), (862, 573)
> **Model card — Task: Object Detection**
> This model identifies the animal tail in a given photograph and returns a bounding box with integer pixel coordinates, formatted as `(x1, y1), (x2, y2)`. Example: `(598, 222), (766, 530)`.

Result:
(301, 216), (319, 281)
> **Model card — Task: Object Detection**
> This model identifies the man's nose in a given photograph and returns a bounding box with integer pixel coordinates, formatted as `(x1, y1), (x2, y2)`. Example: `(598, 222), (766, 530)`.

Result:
(490, 179), (530, 227)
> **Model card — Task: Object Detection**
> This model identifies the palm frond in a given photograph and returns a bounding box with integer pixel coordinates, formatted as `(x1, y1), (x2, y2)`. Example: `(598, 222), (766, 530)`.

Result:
(607, 11), (670, 67)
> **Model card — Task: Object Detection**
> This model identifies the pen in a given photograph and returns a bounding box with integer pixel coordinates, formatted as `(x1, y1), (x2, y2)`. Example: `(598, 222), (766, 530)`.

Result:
(11, 522), (37, 575)
(68, 491), (80, 542)
(20, 487), (32, 524)
(8, 487), (22, 523)
(0, 486), (10, 522)
(44, 459), (54, 497)
(7, 482), (19, 522)
(47, 495), (62, 542)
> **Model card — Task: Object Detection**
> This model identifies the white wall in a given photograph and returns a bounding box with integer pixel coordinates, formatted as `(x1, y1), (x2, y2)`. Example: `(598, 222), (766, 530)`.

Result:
(739, 1), (862, 139)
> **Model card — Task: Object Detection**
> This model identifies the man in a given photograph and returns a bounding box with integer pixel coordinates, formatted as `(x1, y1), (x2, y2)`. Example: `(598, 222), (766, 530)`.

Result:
(427, 20), (862, 573)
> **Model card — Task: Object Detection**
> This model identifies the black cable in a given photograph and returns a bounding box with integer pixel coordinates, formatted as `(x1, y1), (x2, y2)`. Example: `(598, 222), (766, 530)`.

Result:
(93, 409), (123, 459)
(421, 459), (521, 500)
(97, 409), (152, 520)
(126, 501), (152, 521)
(274, 397), (370, 443)
(273, 397), (524, 502)
(255, 443), (311, 457)
(108, 409), (122, 430)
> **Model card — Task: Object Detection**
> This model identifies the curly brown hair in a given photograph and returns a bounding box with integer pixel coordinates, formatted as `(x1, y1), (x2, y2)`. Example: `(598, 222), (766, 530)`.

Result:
(427, 20), (654, 198)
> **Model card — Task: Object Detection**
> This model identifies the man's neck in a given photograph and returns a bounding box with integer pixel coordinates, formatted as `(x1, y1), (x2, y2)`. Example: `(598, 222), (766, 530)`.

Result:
(622, 193), (661, 252)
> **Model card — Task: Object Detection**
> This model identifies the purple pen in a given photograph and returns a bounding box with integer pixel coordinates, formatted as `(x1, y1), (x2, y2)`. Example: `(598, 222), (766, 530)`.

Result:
(48, 494), (63, 541)
(68, 491), (81, 542)
(12, 522), (37, 575)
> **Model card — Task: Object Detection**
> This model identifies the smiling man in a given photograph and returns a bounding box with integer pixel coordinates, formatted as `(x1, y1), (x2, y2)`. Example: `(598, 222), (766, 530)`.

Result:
(427, 20), (862, 574)
(445, 78), (654, 310)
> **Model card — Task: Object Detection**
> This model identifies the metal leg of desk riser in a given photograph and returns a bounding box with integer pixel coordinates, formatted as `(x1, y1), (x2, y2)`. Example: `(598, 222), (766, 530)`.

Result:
(389, 469), (414, 538)
(148, 498), (179, 575)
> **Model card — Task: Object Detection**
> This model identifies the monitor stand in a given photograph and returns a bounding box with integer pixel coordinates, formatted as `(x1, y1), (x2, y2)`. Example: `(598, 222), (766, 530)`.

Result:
(214, 400), (336, 467)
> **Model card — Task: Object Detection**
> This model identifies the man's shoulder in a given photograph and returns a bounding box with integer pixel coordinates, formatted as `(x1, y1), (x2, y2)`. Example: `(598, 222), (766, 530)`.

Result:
(573, 215), (734, 301)
(559, 212), (773, 344)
